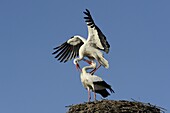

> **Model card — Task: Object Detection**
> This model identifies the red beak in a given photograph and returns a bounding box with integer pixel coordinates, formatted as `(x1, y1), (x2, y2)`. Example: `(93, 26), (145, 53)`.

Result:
(76, 63), (81, 72)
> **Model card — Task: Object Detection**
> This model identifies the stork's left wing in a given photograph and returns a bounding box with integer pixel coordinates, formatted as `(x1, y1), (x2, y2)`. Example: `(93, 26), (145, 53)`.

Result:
(84, 9), (110, 53)
(52, 37), (84, 63)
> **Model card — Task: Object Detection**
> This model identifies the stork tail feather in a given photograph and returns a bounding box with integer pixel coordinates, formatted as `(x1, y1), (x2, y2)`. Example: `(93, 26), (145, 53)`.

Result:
(95, 89), (110, 98)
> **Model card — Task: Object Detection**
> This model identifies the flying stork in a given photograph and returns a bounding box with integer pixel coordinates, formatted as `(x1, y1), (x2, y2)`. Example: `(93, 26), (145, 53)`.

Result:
(80, 61), (114, 102)
(52, 9), (110, 72)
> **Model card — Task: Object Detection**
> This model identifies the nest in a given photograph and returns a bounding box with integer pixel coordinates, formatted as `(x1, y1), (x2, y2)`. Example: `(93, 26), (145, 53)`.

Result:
(66, 99), (165, 113)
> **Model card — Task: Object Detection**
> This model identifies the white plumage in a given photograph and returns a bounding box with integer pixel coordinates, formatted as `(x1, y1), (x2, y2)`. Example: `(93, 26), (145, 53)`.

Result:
(52, 9), (110, 72)
(80, 61), (114, 102)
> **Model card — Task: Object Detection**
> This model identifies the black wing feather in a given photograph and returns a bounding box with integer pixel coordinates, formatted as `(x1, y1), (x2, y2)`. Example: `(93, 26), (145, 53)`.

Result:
(54, 44), (69, 59)
(52, 39), (84, 63)
(60, 47), (72, 62)
(57, 46), (70, 61)
(95, 89), (110, 98)
(93, 81), (115, 93)
(52, 42), (67, 55)
(63, 49), (73, 63)
(53, 42), (67, 50)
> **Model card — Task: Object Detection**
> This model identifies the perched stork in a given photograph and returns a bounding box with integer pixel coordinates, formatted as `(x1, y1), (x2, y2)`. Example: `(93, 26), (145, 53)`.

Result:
(80, 61), (114, 102)
(52, 9), (110, 72)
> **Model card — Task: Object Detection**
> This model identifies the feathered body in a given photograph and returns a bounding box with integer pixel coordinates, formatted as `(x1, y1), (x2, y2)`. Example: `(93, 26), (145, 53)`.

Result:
(80, 61), (114, 102)
(52, 9), (110, 71)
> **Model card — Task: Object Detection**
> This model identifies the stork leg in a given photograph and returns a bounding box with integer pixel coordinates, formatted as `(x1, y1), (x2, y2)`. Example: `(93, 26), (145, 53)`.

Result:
(83, 59), (97, 74)
(83, 58), (102, 75)
(83, 59), (92, 65)
(87, 88), (91, 102)
(94, 92), (97, 101)
(90, 64), (101, 75)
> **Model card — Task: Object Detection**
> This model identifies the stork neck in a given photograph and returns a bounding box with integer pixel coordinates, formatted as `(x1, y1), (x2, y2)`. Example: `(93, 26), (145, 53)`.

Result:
(82, 63), (96, 74)
(82, 66), (89, 74)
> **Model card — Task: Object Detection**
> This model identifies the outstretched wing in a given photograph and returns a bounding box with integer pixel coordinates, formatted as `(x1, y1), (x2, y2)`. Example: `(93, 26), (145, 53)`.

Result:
(84, 9), (110, 53)
(52, 37), (84, 63)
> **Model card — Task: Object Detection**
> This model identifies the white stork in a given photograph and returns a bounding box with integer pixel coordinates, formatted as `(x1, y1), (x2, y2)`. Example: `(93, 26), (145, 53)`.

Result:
(80, 61), (114, 102)
(52, 9), (110, 72)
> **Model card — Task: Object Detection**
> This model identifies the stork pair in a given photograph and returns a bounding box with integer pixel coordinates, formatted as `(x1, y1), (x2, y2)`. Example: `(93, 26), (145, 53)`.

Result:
(52, 9), (114, 102)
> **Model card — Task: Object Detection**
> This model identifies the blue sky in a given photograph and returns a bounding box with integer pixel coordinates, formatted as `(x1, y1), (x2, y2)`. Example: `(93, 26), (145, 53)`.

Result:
(0, 0), (170, 113)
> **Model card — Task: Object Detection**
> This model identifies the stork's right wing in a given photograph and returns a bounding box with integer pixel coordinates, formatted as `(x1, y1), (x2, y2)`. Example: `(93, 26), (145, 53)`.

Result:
(84, 9), (110, 54)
